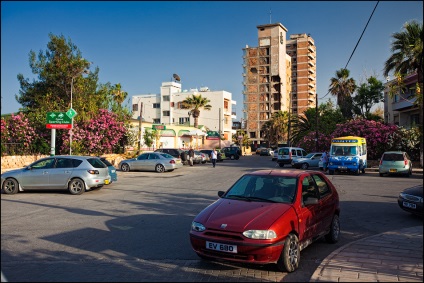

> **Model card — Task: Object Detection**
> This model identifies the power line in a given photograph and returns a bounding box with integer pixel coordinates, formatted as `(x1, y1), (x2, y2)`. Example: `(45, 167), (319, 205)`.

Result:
(321, 1), (379, 99)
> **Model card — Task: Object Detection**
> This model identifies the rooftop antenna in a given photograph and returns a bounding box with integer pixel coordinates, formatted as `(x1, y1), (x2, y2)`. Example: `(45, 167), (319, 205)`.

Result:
(269, 8), (272, 24)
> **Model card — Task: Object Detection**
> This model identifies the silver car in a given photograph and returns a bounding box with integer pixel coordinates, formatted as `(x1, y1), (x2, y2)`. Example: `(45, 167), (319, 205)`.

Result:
(119, 152), (183, 173)
(291, 152), (323, 169)
(1, 156), (110, 195)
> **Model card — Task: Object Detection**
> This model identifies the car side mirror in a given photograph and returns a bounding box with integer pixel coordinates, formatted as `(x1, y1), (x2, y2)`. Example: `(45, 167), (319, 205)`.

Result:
(218, 191), (225, 197)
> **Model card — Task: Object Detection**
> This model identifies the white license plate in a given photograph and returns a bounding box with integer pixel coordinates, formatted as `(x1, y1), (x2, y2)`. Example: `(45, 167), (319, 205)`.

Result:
(338, 166), (347, 170)
(206, 241), (237, 253)
(403, 201), (416, 209)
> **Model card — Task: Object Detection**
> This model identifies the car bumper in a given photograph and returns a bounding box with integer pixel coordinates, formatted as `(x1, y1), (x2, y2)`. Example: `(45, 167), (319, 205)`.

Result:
(189, 234), (284, 264)
(379, 166), (411, 175)
(277, 159), (292, 164)
(397, 198), (423, 216)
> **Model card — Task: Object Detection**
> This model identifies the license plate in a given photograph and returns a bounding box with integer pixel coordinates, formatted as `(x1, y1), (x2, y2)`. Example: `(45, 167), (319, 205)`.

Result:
(104, 179), (110, 185)
(338, 166), (347, 170)
(389, 169), (397, 172)
(403, 201), (416, 209)
(206, 241), (237, 253)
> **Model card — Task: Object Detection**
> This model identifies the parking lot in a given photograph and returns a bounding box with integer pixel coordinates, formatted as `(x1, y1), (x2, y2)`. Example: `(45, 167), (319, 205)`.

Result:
(1, 155), (422, 282)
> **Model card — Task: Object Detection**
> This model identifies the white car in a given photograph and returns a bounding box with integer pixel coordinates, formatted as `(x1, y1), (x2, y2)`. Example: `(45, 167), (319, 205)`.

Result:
(272, 148), (280, 161)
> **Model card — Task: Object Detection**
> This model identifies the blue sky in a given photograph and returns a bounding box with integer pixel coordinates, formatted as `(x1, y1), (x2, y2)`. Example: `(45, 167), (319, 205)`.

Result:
(1, 1), (423, 116)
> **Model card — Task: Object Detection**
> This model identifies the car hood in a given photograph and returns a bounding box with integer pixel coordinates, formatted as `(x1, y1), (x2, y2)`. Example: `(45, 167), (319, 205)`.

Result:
(194, 198), (292, 232)
(292, 157), (310, 163)
(402, 185), (423, 197)
(1, 167), (27, 177)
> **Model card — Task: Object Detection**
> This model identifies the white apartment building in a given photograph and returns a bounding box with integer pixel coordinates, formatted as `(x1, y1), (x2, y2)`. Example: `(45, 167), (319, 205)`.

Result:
(131, 81), (237, 142)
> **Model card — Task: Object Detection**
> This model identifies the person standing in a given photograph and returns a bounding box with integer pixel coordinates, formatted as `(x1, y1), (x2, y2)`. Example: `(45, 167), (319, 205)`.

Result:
(211, 148), (218, 168)
(188, 147), (195, 166)
(322, 151), (329, 172)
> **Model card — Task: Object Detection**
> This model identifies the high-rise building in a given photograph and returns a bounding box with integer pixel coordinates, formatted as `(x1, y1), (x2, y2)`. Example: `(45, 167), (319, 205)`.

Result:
(242, 24), (316, 147)
(242, 23), (291, 147)
(286, 33), (317, 116)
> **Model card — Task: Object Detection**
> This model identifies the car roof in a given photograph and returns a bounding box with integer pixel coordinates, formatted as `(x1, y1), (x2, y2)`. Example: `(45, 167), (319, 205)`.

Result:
(247, 169), (316, 178)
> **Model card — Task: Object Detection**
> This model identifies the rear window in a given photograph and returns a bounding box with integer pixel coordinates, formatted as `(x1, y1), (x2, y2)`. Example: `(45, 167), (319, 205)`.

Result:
(87, 158), (107, 168)
(279, 148), (290, 155)
(382, 153), (404, 161)
(100, 158), (113, 167)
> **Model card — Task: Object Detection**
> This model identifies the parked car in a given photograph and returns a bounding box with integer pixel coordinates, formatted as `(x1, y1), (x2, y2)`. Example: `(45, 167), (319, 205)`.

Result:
(185, 150), (203, 164)
(200, 149), (225, 162)
(1, 156), (110, 195)
(216, 149), (226, 161)
(189, 169), (340, 272)
(256, 147), (267, 155)
(291, 152), (323, 169)
(277, 147), (308, 167)
(100, 157), (117, 183)
(379, 151), (412, 177)
(154, 148), (187, 162)
(397, 185), (423, 217)
(119, 152), (183, 173)
(259, 148), (274, 156)
(195, 150), (208, 164)
(222, 147), (240, 160)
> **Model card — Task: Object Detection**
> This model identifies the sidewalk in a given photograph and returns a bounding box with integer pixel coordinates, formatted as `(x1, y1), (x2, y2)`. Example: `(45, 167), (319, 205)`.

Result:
(310, 226), (423, 282)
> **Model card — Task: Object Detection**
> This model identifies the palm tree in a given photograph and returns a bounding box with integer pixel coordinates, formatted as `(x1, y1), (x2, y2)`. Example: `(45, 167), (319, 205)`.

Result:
(329, 68), (357, 119)
(111, 83), (127, 104)
(182, 94), (212, 128)
(271, 111), (289, 145)
(383, 20), (423, 167)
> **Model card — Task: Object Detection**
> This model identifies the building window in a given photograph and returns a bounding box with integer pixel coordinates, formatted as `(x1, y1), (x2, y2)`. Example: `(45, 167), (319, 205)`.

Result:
(249, 132), (256, 138)
(132, 104), (138, 111)
(153, 119), (160, 124)
(163, 111), (170, 116)
(163, 95), (170, 101)
(179, 117), (189, 125)
(153, 103), (160, 108)
(411, 114), (419, 127)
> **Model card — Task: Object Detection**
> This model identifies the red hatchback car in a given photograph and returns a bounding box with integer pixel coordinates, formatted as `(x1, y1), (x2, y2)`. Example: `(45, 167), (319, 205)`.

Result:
(189, 169), (340, 272)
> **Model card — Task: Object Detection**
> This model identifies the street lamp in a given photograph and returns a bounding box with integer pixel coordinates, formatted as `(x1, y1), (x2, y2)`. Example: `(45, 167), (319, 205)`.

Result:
(69, 69), (89, 155)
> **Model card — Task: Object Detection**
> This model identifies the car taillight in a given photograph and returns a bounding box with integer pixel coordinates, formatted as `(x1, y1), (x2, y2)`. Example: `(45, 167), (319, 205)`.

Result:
(404, 158), (408, 166)
(170, 160), (176, 164)
(289, 152), (292, 158)
(380, 157), (383, 165)
(87, 170), (99, 174)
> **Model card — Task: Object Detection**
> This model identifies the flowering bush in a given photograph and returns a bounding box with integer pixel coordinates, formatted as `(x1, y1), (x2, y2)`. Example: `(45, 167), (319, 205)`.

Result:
(297, 132), (332, 152)
(59, 109), (127, 155)
(331, 119), (399, 160)
(1, 113), (37, 155)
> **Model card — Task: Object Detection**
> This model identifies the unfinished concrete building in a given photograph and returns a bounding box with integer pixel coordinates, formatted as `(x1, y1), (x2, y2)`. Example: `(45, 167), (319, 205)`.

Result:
(286, 33), (317, 116)
(242, 23), (291, 148)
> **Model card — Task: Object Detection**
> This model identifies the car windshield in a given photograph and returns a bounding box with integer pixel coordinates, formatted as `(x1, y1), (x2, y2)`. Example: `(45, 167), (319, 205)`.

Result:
(224, 175), (297, 204)
(304, 153), (314, 158)
(331, 146), (357, 156)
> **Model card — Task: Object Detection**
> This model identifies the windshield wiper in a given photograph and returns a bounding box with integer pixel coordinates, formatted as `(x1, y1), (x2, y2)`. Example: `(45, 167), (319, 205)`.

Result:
(226, 195), (277, 203)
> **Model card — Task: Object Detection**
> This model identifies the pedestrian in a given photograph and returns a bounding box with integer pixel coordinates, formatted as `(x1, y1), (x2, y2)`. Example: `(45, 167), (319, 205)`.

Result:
(211, 148), (218, 168)
(322, 151), (329, 172)
(188, 147), (195, 166)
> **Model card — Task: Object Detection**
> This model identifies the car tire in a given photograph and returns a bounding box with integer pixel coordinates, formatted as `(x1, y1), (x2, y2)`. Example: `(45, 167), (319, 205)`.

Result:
(277, 233), (300, 273)
(68, 178), (85, 195)
(301, 163), (309, 170)
(355, 168), (360, 176)
(379, 173), (384, 177)
(2, 178), (19, 194)
(230, 155), (235, 160)
(155, 164), (165, 173)
(329, 170), (334, 175)
(325, 214), (340, 243)
(279, 163), (285, 168)
(120, 163), (130, 172)
(235, 155), (240, 160)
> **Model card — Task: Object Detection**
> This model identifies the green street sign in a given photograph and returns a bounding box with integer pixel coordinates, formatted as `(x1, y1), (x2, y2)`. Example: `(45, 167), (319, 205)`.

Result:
(46, 112), (72, 124)
(66, 108), (77, 119)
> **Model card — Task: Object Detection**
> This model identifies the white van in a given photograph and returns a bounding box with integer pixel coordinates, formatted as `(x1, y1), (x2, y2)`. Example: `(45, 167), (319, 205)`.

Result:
(277, 147), (308, 167)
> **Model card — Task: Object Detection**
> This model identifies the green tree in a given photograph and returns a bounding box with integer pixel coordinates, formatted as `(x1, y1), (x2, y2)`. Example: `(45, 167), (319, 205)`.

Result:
(182, 94), (212, 128)
(383, 20), (423, 167)
(352, 76), (384, 119)
(329, 68), (357, 119)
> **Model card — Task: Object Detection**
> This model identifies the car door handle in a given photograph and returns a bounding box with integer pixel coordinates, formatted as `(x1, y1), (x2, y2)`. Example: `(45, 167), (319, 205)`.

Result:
(43, 171), (49, 175)
(64, 171), (71, 174)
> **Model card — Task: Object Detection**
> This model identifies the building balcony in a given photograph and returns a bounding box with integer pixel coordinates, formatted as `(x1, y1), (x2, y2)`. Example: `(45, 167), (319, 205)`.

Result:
(392, 96), (417, 111)
(308, 82), (314, 88)
(308, 69), (315, 74)
(308, 61), (315, 67)
(308, 89), (315, 95)
(308, 54), (315, 60)
(308, 75), (315, 81)
(308, 46), (314, 52)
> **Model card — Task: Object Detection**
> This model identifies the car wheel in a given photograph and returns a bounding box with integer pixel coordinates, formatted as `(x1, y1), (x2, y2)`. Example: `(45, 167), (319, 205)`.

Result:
(235, 155), (240, 160)
(354, 168), (360, 175)
(362, 168), (365, 174)
(379, 173), (384, 177)
(325, 214), (340, 243)
(2, 178), (19, 194)
(277, 233), (300, 273)
(120, 163), (130, 172)
(329, 170), (334, 175)
(301, 163), (309, 170)
(230, 155), (235, 160)
(279, 163), (285, 168)
(155, 164), (165, 173)
(68, 178), (85, 195)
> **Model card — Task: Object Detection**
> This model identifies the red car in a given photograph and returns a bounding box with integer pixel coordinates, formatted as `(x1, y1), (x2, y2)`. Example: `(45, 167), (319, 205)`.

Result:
(189, 169), (340, 272)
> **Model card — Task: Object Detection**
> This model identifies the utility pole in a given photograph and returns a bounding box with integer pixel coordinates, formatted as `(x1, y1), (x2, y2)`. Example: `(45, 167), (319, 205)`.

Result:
(219, 107), (222, 149)
(137, 102), (143, 155)
(315, 93), (319, 152)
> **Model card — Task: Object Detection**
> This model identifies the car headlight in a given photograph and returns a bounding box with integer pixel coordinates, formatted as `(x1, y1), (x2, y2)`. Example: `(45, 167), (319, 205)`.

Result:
(353, 162), (357, 166)
(243, 230), (277, 239)
(329, 162), (333, 165)
(191, 221), (205, 232)
(399, 193), (406, 198)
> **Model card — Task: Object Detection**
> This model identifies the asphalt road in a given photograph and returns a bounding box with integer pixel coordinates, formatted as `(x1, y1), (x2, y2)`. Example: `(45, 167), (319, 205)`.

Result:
(1, 155), (422, 282)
